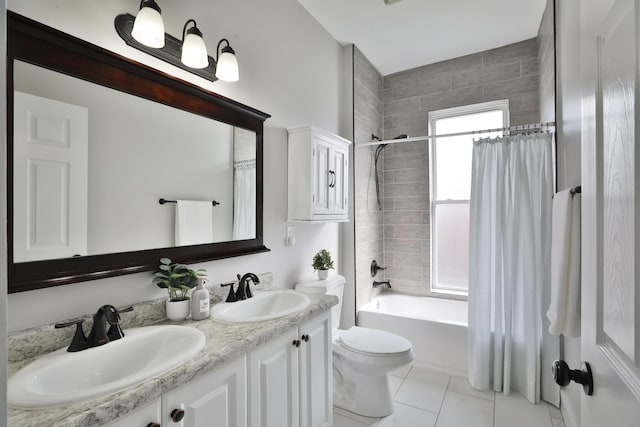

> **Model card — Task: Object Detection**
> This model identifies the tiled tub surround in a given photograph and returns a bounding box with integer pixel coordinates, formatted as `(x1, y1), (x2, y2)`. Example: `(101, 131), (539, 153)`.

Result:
(379, 38), (540, 297)
(8, 274), (337, 427)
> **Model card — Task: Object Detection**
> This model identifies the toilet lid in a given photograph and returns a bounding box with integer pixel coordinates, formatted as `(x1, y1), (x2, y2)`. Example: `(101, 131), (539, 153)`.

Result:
(340, 326), (411, 356)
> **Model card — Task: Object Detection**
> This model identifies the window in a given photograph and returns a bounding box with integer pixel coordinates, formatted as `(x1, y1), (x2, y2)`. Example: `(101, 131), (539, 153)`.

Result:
(428, 100), (509, 295)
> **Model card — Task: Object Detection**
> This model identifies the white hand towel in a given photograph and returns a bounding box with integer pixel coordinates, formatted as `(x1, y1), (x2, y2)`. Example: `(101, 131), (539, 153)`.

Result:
(546, 189), (581, 337)
(175, 200), (213, 246)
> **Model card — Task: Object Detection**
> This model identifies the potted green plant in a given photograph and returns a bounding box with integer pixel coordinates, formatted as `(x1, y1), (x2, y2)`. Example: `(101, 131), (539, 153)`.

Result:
(312, 249), (334, 280)
(153, 257), (206, 320)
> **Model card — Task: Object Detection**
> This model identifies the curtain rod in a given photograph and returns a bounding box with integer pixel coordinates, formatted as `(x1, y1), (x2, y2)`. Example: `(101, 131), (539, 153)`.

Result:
(359, 121), (556, 148)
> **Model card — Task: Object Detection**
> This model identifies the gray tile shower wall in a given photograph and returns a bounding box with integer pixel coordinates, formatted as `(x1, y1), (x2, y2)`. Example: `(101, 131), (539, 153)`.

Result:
(380, 38), (540, 296)
(353, 47), (384, 312)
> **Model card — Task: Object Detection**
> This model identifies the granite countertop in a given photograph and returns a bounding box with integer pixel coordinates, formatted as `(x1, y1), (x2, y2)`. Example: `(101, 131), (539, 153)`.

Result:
(7, 285), (337, 427)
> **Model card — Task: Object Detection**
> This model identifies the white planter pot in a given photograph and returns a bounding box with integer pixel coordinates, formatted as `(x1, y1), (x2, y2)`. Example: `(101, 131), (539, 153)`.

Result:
(317, 269), (329, 280)
(166, 298), (191, 321)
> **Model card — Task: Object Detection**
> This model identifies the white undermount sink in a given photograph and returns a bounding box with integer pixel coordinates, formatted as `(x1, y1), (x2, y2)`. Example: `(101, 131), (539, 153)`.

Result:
(8, 325), (205, 409)
(210, 290), (311, 322)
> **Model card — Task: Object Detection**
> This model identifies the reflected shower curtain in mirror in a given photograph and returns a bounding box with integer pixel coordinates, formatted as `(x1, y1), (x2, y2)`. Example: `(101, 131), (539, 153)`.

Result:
(467, 132), (553, 404)
(232, 159), (256, 240)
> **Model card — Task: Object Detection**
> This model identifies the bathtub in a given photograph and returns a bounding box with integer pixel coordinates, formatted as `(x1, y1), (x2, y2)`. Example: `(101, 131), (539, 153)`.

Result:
(357, 293), (468, 376)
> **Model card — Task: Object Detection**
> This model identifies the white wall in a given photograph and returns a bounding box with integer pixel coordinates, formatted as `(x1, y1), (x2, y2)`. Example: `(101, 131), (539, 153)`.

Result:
(6, 0), (353, 331)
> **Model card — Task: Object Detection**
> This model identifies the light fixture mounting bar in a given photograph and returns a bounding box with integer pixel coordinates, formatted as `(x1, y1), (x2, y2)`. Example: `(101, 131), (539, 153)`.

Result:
(115, 13), (217, 82)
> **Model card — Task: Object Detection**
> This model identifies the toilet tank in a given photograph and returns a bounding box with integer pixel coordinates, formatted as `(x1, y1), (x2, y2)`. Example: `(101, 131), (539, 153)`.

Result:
(295, 275), (345, 333)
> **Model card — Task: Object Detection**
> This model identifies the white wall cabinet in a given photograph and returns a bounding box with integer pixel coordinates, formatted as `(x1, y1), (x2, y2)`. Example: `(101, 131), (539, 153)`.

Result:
(288, 126), (351, 222)
(248, 311), (332, 427)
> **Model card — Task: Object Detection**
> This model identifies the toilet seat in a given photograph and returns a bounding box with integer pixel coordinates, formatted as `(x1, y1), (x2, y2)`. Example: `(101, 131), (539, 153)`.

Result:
(339, 326), (412, 357)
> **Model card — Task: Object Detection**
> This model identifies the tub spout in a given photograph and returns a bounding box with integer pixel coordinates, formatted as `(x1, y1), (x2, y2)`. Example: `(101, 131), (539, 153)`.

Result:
(373, 280), (392, 289)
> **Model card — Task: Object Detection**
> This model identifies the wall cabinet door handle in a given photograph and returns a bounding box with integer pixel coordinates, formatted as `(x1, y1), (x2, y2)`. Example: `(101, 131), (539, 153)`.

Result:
(292, 339), (301, 347)
(301, 334), (310, 342)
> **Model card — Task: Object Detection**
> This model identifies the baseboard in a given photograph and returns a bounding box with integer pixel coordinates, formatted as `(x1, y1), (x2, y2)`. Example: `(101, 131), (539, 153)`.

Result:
(561, 399), (579, 427)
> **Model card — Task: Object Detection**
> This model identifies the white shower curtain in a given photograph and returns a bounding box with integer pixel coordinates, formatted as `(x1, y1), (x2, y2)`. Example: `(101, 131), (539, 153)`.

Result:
(232, 160), (256, 240)
(467, 132), (553, 404)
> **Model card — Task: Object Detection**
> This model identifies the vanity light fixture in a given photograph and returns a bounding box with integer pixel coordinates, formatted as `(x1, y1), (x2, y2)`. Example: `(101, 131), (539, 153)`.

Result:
(215, 39), (240, 82)
(180, 19), (208, 69)
(115, 4), (239, 82)
(131, 0), (165, 48)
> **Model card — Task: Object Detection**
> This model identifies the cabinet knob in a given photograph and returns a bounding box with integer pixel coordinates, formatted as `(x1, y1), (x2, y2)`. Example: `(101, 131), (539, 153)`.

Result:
(301, 334), (310, 342)
(147, 423), (161, 427)
(292, 339), (301, 347)
(170, 408), (185, 423)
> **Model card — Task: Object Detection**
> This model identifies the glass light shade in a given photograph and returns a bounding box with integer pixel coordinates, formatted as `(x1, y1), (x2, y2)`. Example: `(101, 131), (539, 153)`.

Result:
(132, 6), (165, 48)
(181, 33), (209, 69)
(215, 50), (239, 82)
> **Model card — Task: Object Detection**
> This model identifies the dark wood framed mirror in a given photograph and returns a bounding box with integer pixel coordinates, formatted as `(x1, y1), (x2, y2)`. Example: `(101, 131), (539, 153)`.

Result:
(7, 12), (271, 293)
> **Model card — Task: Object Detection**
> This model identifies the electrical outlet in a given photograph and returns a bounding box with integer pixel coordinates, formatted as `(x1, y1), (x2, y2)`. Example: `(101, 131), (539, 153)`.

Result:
(285, 225), (296, 246)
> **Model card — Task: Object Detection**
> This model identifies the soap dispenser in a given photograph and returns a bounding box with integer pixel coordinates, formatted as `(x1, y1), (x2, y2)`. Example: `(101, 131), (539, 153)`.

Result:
(190, 277), (210, 320)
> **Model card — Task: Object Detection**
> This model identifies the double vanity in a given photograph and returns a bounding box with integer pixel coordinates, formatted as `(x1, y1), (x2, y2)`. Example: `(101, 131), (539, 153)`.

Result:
(7, 282), (337, 427)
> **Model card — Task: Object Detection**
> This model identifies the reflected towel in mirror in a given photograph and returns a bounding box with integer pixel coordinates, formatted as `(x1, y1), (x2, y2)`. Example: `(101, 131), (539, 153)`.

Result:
(175, 200), (214, 246)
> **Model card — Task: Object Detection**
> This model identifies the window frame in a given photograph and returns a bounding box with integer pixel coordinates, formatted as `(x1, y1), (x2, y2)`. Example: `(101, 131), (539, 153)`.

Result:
(428, 100), (510, 296)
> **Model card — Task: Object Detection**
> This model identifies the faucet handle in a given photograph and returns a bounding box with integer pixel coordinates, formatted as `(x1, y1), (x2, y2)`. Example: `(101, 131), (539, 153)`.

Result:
(221, 281), (237, 302)
(55, 319), (88, 352)
(107, 306), (133, 341)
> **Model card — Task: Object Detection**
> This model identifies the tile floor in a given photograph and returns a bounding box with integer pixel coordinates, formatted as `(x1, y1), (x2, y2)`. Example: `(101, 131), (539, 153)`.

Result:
(333, 365), (566, 427)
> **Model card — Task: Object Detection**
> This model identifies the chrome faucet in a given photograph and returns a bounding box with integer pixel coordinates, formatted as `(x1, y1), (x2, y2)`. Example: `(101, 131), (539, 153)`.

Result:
(55, 305), (132, 352)
(373, 280), (392, 289)
(236, 273), (260, 300)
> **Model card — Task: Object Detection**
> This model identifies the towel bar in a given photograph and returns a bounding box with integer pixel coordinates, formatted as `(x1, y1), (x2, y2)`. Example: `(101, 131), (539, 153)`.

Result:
(159, 198), (220, 206)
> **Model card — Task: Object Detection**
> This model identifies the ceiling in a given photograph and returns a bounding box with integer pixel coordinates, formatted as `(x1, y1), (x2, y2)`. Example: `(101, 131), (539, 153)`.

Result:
(297, 0), (547, 76)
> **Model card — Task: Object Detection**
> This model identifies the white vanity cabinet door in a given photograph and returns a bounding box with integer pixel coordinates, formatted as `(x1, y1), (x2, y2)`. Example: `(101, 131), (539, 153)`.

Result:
(105, 397), (161, 427)
(299, 311), (332, 427)
(162, 356), (247, 427)
(248, 327), (300, 427)
(287, 126), (351, 222)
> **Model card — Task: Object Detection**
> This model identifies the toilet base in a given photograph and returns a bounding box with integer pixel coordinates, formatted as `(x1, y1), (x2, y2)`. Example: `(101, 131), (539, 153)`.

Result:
(333, 363), (394, 418)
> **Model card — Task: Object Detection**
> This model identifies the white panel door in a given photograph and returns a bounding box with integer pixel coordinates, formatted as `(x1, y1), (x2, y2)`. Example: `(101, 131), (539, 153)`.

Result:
(581, 0), (640, 424)
(163, 356), (246, 427)
(299, 311), (332, 427)
(13, 91), (88, 262)
(248, 327), (299, 427)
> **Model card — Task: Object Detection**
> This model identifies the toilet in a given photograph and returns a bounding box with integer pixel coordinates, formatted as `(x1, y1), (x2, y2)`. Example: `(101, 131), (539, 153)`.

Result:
(295, 275), (413, 418)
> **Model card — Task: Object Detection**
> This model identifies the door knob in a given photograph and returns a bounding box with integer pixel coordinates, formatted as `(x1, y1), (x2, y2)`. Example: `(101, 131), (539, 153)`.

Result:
(552, 360), (593, 395)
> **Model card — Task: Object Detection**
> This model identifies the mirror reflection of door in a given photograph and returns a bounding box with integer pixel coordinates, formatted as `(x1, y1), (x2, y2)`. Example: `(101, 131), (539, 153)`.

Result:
(13, 60), (258, 262)
(13, 91), (88, 262)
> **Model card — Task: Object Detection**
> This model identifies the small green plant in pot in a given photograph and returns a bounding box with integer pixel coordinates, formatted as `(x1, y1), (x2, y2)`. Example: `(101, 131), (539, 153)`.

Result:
(153, 257), (206, 320)
(312, 249), (334, 280)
